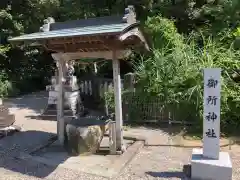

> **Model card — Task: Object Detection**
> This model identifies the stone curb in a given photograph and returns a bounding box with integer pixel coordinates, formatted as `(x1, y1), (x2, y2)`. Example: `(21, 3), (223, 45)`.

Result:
(106, 140), (144, 178)
(103, 133), (147, 144)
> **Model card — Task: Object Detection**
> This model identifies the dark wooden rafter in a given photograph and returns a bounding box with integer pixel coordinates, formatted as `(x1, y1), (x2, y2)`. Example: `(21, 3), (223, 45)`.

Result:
(46, 34), (116, 44)
(42, 32), (142, 52)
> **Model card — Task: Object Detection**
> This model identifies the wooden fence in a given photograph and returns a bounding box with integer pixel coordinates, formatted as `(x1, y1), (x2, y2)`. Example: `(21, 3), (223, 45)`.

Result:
(78, 75), (195, 125)
(78, 76), (170, 123)
(78, 77), (123, 99)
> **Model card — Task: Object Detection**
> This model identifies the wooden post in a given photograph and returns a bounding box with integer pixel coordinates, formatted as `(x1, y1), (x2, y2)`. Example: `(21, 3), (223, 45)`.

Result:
(52, 53), (65, 145)
(112, 50), (124, 151)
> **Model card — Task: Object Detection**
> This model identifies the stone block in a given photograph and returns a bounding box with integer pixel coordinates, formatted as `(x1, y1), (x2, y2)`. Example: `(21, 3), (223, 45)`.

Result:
(191, 148), (232, 180)
(0, 104), (15, 128)
(46, 85), (54, 91)
(65, 118), (110, 156)
(50, 76), (79, 92)
(0, 105), (9, 116)
(48, 91), (58, 105)
(123, 73), (135, 91)
(47, 90), (84, 118)
(0, 114), (15, 128)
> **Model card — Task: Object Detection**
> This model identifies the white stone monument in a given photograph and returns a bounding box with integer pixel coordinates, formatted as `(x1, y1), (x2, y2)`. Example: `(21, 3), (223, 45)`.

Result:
(191, 68), (232, 180)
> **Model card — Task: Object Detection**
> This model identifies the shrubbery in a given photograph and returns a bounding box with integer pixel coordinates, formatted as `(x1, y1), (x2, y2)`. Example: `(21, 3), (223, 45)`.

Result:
(0, 70), (12, 98)
(105, 16), (240, 134)
(134, 16), (240, 133)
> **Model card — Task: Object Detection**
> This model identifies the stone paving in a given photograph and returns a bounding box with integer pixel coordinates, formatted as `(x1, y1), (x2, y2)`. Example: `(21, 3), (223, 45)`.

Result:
(0, 92), (239, 180)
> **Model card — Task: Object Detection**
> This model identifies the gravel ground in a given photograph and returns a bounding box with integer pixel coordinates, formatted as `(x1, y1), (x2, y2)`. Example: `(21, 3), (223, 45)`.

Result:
(1, 145), (239, 180)
(0, 146), (189, 180)
(0, 92), (239, 180)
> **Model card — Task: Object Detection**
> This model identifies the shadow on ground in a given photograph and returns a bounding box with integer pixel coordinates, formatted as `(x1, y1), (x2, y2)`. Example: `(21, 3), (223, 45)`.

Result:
(0, 130), (119, 178)
(145, 142), (234, 148)
(146, 171), (187, 179)
(146, 164), (191, 180)
(25, 115), (57, 121)
(0, 130), (69, 178)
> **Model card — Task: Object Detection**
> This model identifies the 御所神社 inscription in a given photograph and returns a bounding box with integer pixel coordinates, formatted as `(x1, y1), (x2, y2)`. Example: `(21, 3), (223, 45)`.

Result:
(203, 68), (221, 159)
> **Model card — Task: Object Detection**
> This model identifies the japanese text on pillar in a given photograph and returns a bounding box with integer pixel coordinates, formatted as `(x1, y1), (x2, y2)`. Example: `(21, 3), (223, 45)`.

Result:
(205, 77), (219, 138)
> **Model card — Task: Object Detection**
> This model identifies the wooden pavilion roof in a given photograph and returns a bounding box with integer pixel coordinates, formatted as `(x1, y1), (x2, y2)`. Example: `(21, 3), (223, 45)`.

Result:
(9, 6), (149, 55)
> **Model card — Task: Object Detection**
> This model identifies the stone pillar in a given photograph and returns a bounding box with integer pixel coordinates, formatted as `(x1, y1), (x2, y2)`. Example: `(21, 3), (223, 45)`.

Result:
(123, 72), (135, 91)
(190, 68), (232, 180)
(122, 73), (135, 122)
(109, 121), (117, 154)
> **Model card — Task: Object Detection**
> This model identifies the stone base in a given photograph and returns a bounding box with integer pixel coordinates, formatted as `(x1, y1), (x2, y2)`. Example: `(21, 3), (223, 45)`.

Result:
(65, 118), (110, 156)
(191, 148), (232, 180)
(47, 90), (84, 118)
(47, 90), (80, 105)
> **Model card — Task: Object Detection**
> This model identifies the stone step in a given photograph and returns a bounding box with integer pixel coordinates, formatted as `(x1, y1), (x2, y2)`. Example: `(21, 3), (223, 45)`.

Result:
(47, 85), (80, 92)
(36, 115), (75, 123)
(44, 109), (74, 116)
(39, 108), (76, 120)
(39, 109), (90, 121)
(36, 114), (57, 121)
(45, 104), (74, 111)
(37, 114), (78, 122)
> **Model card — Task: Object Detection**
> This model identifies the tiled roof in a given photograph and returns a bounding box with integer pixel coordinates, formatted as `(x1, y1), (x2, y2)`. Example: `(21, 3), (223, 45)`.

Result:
(9, 23), (130, 42)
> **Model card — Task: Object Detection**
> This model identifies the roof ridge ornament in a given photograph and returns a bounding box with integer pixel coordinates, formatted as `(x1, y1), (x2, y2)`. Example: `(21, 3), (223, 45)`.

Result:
(40, 17), (55, 32)
(122, 5), (136, 24)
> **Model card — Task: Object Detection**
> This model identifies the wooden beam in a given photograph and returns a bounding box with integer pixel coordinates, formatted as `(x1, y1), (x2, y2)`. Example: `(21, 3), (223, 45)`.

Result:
(64, 50), (131, 60)
(48, 42), (110, 52)
(46, 41), (141, 53)
(47, 34), (117, 45)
